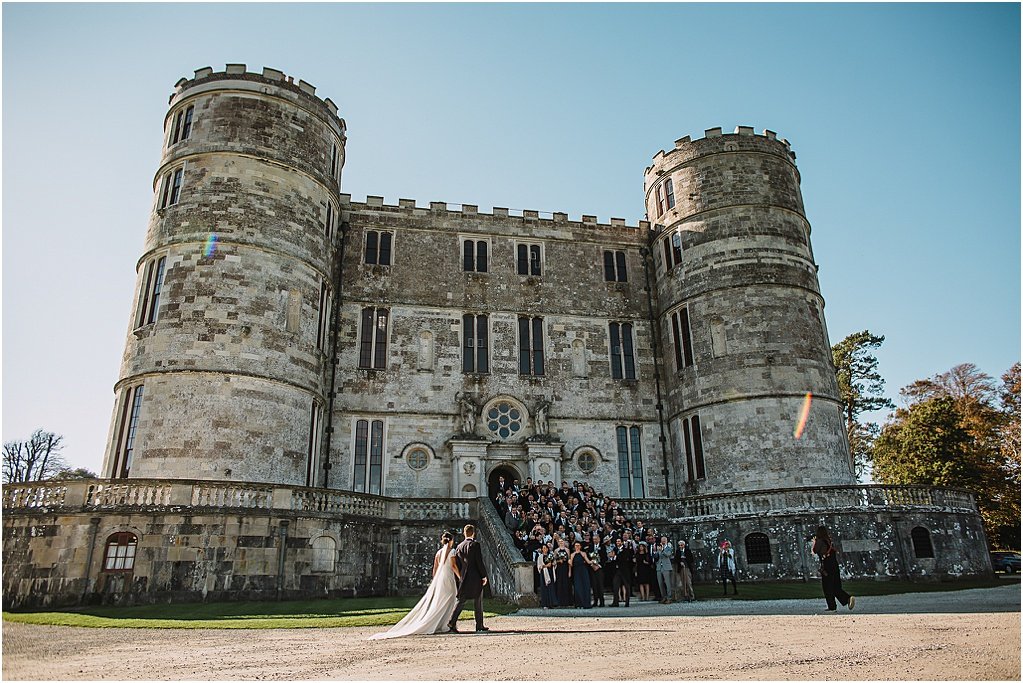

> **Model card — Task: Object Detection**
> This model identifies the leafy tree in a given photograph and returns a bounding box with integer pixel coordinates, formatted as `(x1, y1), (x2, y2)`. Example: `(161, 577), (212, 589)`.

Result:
(2, 429), (67, 483)
(874, 363), (1021, 549)
(832, 330), (894, 479)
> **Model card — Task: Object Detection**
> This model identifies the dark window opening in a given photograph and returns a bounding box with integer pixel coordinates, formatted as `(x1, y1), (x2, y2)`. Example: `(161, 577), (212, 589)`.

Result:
(911, 526), (934, 558)
(745, 533), (771, 564)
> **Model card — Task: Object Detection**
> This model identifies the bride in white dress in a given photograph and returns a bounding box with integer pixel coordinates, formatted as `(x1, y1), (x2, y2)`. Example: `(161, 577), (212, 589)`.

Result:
(369, 532), (458, 639)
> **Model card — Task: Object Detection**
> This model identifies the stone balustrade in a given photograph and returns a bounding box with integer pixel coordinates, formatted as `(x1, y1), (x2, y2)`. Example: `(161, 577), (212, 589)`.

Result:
(476, 495), (537, 605)
(1, 478), (466, 521)
(3, 480), (977, 522)
(616, 484), (978, 522)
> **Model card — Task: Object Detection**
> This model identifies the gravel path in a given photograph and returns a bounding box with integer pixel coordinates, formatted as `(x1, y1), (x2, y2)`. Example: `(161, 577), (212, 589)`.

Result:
(3, 585), (1019, 680)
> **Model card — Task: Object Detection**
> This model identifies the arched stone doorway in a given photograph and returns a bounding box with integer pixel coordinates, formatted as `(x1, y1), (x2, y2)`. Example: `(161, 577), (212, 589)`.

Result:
(487, 463), (522, 502)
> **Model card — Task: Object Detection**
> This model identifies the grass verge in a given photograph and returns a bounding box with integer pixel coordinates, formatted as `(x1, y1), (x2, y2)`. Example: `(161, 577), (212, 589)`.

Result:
(2, 596), (517, 629)
(3, 578), (1013, 628)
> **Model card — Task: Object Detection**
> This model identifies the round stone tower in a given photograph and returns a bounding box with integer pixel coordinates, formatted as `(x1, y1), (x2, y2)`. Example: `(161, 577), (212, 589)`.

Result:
(645, 126), (853, 495)
(103, 65), (345, 486)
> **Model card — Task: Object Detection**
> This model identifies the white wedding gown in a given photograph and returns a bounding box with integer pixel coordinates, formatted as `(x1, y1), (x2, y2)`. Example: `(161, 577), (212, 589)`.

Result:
(369, 545), (458, 639)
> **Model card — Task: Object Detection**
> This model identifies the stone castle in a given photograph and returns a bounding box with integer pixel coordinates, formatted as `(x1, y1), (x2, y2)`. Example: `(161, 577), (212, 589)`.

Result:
(1, 66), (991, 608)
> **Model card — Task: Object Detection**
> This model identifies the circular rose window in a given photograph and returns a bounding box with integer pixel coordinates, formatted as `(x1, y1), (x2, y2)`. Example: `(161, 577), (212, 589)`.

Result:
(486, 401), (523, 440)
(578, 451), (597, 474)
(407, 448), (429, 471)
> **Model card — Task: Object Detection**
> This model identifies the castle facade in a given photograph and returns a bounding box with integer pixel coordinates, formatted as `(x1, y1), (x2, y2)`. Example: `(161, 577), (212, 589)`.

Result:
(103, 65), (854, 500)
(1, 66), (988, 610)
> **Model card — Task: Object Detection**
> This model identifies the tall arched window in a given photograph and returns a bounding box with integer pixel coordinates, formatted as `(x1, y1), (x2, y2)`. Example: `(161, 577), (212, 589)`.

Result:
(744, 532), (772, 564)
(102, 532), (138, 572)
(911, 526), (934, 558)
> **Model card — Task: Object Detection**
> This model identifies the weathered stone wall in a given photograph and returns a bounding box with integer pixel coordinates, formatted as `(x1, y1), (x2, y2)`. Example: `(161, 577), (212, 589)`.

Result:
(333, 202), (667, 498)
(663, 508), (991, 584)
(106, 66), (345, 484)
(645, 128), (853, 495)
(2, 507), (453, 610)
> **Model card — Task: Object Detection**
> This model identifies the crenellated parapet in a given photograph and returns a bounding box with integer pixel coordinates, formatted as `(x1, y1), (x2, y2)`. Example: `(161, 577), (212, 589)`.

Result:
(645, 125), (795, 176)
(169, 63), (346, 136)
(339, 193), (650, 237)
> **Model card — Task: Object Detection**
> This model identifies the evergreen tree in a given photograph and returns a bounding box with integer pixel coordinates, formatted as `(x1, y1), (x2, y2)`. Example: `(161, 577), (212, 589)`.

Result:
(832, 330), (894, 479)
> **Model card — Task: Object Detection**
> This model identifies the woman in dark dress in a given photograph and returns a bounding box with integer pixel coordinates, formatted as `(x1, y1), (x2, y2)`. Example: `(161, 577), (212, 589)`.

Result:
(635, 542), (655, 601)
(812, 526), (855, 611)
(569, 541), (594, 609)
(554, 539), (572, 607)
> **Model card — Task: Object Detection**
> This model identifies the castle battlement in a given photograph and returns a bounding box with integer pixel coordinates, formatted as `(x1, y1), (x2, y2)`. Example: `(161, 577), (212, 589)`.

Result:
(170, 64), (344, 131)
(339, 194), (652, 232)
(645, 126), (795, 175)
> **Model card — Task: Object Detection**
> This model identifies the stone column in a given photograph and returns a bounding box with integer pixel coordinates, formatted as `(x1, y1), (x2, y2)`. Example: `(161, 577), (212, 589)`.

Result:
(448, 439), (489, 498)
(525, 441), (564, 485)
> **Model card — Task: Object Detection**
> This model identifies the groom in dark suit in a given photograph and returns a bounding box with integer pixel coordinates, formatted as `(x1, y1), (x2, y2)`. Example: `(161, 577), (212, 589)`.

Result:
(447, 524), (489, 633)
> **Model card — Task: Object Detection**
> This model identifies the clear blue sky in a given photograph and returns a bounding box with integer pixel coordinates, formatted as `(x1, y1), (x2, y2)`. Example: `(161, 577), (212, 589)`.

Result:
(3, 3), (1020, 473)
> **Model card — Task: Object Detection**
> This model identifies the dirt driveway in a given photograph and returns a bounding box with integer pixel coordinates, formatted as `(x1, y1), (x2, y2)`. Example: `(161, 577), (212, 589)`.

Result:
(3, 585), (1019, 680)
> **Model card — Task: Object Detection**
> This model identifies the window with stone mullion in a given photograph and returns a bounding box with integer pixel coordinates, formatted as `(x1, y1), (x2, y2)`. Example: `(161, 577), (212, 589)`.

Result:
(353, 419), (368, 492)
(369, 420), (383, 494)
(462, 314), (490, 374)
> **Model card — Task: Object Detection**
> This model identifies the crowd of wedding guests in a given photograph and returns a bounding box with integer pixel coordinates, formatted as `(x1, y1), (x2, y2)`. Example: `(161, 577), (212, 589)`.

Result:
(493, 477), (736, 609)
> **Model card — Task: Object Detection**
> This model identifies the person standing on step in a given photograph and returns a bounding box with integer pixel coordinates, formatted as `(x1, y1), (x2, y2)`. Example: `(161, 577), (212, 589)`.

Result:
(812, 525), (855, 612)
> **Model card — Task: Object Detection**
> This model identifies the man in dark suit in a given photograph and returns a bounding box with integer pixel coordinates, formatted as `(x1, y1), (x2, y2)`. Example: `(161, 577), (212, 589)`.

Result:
(448, 524), (489, 633)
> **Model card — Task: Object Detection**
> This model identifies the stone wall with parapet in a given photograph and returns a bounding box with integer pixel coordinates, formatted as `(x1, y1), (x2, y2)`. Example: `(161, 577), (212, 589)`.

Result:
(1, 480), (473, 610)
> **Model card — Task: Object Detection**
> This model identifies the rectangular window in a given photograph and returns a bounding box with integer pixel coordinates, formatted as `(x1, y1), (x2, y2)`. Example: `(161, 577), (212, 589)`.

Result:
(136, 256), (167, 328)
(616, 425), (645, 497)
(330, 142), (338, 179)
(670, 307), (694, 369)
(353, 419), (368, 492)
(324, 202), (334, 238)
(609, 322), (636, 380)
(146, 257), (166, 326)
(682, 418), (696, 483)
(369, 419), (383, 495)
(170, 105), (194, 145)
(462, 238), (488, 273)
(305, 403), (321, 487)
(353, 418), (384, 494)
(364, 231), (393, 266)
(665, 178), (675, 210)
(181, 105), (194, 140)
(316, 282), (330, 350)
(517, 315), (544, 376)
(358, 307), (388, 369)
(160, 168), (184, 209)
(662, 232), (682, 270)
(113, 385), (144, 479)
(655, 185), (666, 217)
(169, 110), (183, 146)
(517, 243), (542, 276)
(603, 250), (628, 282)
(462, 314), (489, 374)
(680, 415), (707, 482)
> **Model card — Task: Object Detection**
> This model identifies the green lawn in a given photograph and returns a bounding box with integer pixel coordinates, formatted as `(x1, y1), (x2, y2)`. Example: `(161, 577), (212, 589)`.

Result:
(2, 596), (517, 630)
(3, 578), (1012, 629)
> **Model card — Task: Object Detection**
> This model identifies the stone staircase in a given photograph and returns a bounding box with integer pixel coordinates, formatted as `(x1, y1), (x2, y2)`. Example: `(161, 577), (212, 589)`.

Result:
(475, 498), (538, 606)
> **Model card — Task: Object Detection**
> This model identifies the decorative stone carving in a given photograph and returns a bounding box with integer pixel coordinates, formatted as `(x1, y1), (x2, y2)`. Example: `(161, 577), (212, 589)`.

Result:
(455, 391), (478, 436)
(538, 462), (551, 477)
(533, 398), (551, 439)
(462, 461), (476, 475)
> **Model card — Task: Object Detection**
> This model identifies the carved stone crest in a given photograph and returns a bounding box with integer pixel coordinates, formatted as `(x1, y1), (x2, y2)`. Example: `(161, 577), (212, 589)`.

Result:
(462, 461), (476, 475)
(538, 462), (551, 477)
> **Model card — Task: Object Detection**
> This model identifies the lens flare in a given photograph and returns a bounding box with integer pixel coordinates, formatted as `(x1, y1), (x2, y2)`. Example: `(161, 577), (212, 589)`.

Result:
(203, 233), (218, 258)
(794, 392), (813, 439)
